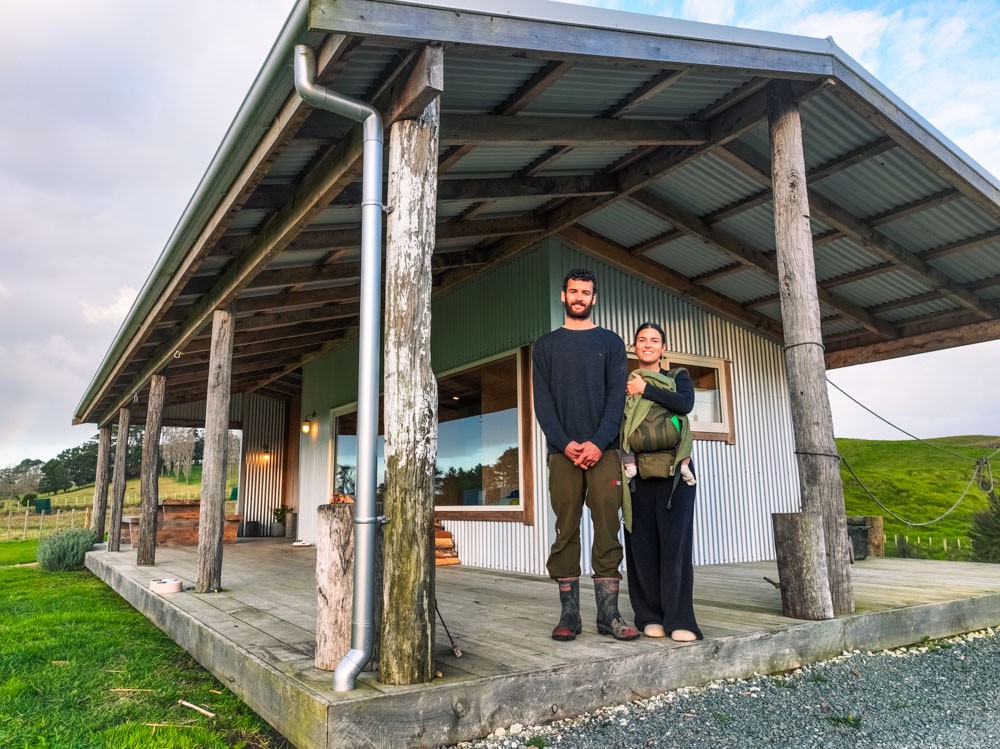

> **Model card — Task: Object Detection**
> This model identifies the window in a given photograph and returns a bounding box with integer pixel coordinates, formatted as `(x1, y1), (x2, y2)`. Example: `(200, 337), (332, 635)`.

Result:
(628, 352), (735, 444)
(332, 348), (534, 523)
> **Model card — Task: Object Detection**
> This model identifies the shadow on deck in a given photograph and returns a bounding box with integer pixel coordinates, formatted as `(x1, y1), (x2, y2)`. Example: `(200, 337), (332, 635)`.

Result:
(85, 539), (1000, 748)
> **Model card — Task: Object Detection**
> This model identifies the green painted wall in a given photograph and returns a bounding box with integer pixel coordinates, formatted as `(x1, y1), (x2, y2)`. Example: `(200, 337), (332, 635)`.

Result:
(302, 243), (556, 415)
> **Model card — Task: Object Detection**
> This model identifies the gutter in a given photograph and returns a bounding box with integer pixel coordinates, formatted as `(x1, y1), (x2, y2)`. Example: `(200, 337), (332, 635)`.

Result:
(73, 0), (311, 425)
(293, 43), (385, 693)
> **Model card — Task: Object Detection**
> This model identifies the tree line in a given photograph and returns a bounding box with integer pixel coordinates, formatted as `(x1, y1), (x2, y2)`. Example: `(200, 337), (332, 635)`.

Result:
(0, 428), (209, 499)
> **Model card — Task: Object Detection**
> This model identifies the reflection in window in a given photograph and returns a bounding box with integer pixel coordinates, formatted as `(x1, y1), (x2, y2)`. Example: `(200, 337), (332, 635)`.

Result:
(332, 354), (521, 510)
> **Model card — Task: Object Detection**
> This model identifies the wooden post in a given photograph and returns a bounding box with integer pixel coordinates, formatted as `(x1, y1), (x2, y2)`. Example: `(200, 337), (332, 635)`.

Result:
(768, 80), (854, 615)
(90, 425), (112, 541)
(196, 310), (235, 593)
(772, 513), (834, 619)
(866, 515), (885, 558)
(316, 504), (355, 670)
(137, 374), (166, 565)
(107, 407), (131, 552)
(316, 502), (384, 672)
(379, 98), (440, 685)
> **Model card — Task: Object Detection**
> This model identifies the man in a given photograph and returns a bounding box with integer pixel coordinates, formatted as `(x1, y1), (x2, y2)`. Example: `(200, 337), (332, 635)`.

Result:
(532, 267), (639, 642)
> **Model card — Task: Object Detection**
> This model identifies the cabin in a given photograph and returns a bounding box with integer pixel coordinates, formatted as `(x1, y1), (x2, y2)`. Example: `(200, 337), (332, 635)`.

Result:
(75, 1), (1000, 746)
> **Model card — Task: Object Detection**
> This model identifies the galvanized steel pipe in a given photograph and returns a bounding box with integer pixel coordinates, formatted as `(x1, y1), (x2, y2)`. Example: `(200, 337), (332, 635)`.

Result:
(293, 43), (384, 693)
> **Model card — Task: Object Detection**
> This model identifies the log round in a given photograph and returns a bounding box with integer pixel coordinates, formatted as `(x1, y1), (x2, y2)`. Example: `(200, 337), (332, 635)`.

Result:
(772, 512), (834, 620)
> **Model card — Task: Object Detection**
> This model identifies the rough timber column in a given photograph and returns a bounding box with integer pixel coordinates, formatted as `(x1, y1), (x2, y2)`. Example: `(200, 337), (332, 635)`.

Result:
(137, 374), (166, 565)
(379, 98), (440, 685)
(196, 309), (235, 593)
(90, 424), (112, 540)
(768, 80), (853, 614)
(107, 407), (131, 552)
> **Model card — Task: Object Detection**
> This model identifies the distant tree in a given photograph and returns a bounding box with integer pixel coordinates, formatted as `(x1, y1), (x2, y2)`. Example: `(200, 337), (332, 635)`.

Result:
(13, 459), (42, 497)
(161, 427), (197, 482)
(40, 459), (72, 494)
(0, 467), (15, 499)
(57, 436), (100, 486)
(970, 491), (1000, 563)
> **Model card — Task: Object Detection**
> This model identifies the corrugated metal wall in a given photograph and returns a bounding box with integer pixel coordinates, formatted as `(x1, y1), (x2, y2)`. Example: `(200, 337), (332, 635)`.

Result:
(442, 239), (800, 574)
(298, 238), (801, 573)
(238, 394), (287, 536)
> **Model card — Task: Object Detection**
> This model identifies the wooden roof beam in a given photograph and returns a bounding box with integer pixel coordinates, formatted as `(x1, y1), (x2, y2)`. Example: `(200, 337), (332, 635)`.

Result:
(439, 60), (575, 173)
(717, 141), (999, 320)
(560, 225), (783, 340)
(95, 45), (445, 426)
(629, 190), (895, 338)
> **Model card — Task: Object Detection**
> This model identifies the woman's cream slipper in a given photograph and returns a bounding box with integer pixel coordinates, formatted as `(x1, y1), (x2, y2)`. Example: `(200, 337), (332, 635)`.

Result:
(643, 624), (666, 638)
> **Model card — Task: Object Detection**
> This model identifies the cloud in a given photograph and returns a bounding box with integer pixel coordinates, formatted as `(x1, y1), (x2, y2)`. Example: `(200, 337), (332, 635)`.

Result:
(79, 286), (138, 325)
(680, 0), (735, 25)
(0, 282), (8, 299)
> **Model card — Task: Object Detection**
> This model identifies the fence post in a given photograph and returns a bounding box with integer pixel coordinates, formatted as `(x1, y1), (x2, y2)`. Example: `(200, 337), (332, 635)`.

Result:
(23, 509), (28, 539)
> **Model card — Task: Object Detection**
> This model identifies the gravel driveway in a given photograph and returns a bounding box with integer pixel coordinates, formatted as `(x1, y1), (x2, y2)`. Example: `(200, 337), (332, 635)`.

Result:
(442, 628), (1000, 749)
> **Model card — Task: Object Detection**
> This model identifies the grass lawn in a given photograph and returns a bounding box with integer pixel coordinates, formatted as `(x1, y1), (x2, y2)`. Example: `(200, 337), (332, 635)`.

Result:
(0, 564), (291, 749)
(0, 539), (38, 566)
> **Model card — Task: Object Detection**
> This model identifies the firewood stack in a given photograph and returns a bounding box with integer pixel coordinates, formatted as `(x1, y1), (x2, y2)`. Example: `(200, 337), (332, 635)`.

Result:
(434, 519), (460, 566)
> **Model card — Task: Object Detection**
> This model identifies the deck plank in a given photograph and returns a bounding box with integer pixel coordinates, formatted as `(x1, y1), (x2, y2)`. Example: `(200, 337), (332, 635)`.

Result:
(86, 539), (1000, 749)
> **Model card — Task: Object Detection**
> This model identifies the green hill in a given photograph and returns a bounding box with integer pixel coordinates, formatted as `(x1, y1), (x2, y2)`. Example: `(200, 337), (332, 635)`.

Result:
(837, 435), (1000, 559)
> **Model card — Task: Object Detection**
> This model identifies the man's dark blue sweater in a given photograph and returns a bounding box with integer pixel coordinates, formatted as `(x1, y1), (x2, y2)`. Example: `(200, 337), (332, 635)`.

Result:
(531, 326), (628, 455)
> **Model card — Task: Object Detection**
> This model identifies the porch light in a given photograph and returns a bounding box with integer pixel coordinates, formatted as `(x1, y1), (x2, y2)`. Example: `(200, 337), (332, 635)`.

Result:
(262, 446), (271, 462)
(302, 412), (316, 434)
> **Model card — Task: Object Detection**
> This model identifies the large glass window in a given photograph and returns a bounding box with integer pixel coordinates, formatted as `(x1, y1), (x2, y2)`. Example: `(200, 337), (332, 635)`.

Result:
(332, 350), (532, 520)
(628, 352), (735, 443)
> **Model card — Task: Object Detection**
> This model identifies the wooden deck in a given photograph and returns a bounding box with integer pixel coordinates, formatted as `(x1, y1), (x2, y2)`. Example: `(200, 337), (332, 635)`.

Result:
(85, 539), (1000, 749)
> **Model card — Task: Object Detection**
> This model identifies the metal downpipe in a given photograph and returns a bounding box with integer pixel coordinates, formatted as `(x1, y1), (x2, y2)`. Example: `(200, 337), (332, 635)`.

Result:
(293, 44), (384, 693)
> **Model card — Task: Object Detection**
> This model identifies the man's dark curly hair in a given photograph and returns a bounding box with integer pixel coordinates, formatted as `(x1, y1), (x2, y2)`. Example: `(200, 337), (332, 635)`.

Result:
(562, 267), (597, 293)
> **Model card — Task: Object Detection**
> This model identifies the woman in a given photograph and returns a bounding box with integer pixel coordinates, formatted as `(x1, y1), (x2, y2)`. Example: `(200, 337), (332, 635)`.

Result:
(621, 322), (702, 642)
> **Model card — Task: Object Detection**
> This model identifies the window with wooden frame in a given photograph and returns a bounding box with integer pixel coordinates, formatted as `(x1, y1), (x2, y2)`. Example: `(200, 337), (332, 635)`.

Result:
(331, 347), (534, 524)
(627, 352), (736, 444)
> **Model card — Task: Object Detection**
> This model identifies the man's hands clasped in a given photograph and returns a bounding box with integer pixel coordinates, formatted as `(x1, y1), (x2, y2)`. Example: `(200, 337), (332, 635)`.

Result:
(564, 440), (603, 469)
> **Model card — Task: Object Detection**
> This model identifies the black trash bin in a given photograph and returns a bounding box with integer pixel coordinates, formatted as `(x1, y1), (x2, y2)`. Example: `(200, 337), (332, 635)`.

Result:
(244, 520), (260, 538)
(847, 525), (870, 560)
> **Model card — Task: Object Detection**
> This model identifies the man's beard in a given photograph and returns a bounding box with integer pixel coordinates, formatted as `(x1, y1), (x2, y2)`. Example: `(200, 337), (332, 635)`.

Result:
(564, 298), (594, 320)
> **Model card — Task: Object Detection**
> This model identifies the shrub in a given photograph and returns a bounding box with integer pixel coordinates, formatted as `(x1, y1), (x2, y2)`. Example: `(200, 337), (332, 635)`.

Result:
(37, 529), (98, 572)
(19, 493), (37, 507)
(970, 491), (1000, 563)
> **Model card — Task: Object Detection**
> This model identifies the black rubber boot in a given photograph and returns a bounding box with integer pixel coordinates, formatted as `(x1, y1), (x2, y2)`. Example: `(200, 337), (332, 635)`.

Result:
(551, 577), (582, 641)
(594, 577), (640, 640)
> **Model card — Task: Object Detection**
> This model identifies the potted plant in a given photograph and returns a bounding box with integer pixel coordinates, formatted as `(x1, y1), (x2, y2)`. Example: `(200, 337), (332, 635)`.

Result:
(272, 504), (290, 537)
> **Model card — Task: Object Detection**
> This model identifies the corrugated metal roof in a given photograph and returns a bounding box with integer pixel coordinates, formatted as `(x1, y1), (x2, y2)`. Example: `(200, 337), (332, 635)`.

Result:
(532, 145), (635, 175)
(878, 198), (999, 253)
(929, 242), (1000, 284)
(520, 63), (659, 116)
(442, 53), (558, 114)
(643, 235), (733, 277)
(443, 145), (552, 176)
(711, 204), (780, 253)
(879, 297), (960, 323)
(814, 237), (886, 281)
(627, 70), (756, 119)
(832, 270), (936, 308)
(648, 152), (765, 215)
(813, 147), (951, 218)
(705, 268), (778, 304)
(579, 200), (672, 247)
(472, 196), (553, 217)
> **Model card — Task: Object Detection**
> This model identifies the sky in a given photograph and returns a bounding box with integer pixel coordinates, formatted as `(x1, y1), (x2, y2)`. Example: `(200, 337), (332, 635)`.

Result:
(1, 0), (999, 468)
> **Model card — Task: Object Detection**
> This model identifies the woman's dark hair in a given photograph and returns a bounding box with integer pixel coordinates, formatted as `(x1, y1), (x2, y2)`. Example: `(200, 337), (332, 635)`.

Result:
(562, 267), (597, 292)
(633, 321), (665, 344)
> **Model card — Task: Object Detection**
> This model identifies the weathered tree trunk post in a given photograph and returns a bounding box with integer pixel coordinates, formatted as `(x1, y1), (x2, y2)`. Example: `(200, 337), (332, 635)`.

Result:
(772, 512), (834, 619)
(196, 309), (235, 593)
(316, 504), (354, 669)
(137, 374), (166, 565)
(107, 407), (131, 552)
(768, 80), (854, 615)
(866, 515), (885, 558)
(90, 424), (112, 541)
(379, 98), (440, 684)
